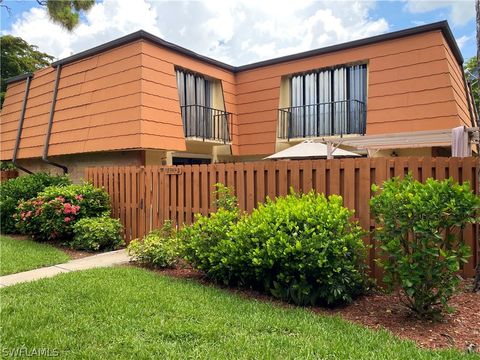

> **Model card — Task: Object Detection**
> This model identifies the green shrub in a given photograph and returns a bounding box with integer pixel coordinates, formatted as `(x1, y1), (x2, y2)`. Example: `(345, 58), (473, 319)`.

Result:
(128, 221), (179, 268)
(0, 161), (15, 171)
(180, 209), (240, 280)
(1, 173), (70, 233)
(234, 192), (367, 305)
(16, 182), (111, 241)
(213, 183), (238, 211)
(71, 216), (123, 251)
(370, 176), (479, 317)
(180, 189), (367, 306)
(179, 183), (241, 281)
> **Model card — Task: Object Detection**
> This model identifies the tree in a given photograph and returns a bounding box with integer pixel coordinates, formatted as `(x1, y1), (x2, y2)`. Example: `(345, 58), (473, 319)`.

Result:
(37, 0), (95, 31)
(0, 35), (54, 107)
(476, 0), (479, 103)
(464, 57), (479, 113)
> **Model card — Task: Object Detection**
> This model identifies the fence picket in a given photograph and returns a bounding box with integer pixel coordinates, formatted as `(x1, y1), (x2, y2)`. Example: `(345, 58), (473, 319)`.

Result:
(85, 157), (479, 281)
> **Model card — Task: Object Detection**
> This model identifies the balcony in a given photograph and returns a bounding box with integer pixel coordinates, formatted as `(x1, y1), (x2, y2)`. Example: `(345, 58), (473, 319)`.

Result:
(278, 100), (366, 140)
(181, 105), (232, 143)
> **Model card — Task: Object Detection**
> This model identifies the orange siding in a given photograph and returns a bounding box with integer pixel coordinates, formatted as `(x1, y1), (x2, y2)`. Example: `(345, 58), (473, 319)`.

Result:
(441, 37), (473, 127)
(1, 42), (144, 160)
(0, 28), (472, 160)
(234, 30), (468, 155)
(140, 41), (237, 153)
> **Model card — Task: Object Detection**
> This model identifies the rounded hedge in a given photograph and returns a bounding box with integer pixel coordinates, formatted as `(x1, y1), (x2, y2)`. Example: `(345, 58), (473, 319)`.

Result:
(71, 216), (123, 251)
(180, 208), (240, 282)
(181, 191), (367, 306)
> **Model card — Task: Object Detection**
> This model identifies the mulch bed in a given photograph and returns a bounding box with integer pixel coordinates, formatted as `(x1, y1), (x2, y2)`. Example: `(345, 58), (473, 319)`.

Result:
(314, 282), (480, 353)
(148, 264), (479, 353)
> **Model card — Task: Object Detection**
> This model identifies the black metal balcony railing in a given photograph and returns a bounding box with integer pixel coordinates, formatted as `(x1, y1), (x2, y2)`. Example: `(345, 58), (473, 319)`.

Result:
(181, 105), (232, 143)
(278, 99), (366, 140)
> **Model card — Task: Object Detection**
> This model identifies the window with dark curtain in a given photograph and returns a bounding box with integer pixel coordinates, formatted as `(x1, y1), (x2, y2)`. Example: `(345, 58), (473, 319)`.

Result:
(175, 69), (212, 138)
(288, 63), (367, 138)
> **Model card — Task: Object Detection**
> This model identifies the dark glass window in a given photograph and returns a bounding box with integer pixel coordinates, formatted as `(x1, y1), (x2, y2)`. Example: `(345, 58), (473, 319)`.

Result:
(282, 63), (367, 138)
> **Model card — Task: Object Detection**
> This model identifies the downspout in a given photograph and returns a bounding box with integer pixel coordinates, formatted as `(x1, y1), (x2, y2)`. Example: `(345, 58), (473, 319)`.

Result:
(42, 65), (68, 174)
(12, 74), (33, 174)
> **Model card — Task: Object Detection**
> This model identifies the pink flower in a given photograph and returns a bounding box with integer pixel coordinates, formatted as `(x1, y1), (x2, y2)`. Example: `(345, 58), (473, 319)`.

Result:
(26, 211), (32, 217)
(75, 195), (83, 200)
(64, 217), (71, 223)
(63, 203), (73, 214)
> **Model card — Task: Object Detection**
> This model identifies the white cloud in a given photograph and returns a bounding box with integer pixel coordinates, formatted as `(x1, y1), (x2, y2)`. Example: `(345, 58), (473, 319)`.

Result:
(411, 20), (427, 26)
(7, 0), (159, 60)
(456, 34), (472, 49)
(6, 0), (389, 65)
(404, 0), (475, 26)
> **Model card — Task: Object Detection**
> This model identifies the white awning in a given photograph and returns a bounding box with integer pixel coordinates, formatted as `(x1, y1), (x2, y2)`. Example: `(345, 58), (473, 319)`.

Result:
(333, 129), (454, 150)
(265, 140), (360, 160)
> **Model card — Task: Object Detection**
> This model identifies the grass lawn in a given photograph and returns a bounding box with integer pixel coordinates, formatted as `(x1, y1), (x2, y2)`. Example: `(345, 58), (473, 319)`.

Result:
(1, 267), (475, 359)
(0, 235), (70, 276)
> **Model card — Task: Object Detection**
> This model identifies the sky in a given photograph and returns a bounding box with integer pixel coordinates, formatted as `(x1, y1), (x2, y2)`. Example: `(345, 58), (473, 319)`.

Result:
(0, 0), (477, 66)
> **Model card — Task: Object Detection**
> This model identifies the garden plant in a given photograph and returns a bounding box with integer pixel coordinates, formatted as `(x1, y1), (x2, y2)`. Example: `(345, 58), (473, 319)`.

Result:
(371, 175), (479, 317)
(179, 185), (368, 306)
(128, 220), (179, 268)
(0, 172), (70, 233)
(13, 181), (122, 251)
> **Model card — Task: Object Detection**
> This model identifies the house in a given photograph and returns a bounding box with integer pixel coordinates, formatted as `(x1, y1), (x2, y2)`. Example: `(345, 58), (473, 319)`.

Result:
(0, 21), (476, 182)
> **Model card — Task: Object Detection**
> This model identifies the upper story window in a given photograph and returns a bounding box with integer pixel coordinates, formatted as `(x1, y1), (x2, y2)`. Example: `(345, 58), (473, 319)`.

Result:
(175, 69), (231, 143)
(176, 69), (212, 108)
(278, 63), (367, 139)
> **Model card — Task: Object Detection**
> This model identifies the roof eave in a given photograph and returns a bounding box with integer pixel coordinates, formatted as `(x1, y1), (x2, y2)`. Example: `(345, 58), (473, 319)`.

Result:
(6, 20), (464, 85)
(51, 20), (464, 72)
(51, 30), (236, 71)
(237, 20), (463, 71)
(5, 73), (33, 85)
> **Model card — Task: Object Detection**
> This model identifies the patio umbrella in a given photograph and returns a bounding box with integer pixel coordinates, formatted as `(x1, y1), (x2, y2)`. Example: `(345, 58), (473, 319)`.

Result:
(265, 140), (360, 160)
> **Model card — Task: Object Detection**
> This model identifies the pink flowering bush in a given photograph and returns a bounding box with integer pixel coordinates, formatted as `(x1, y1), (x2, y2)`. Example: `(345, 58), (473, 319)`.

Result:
(16, 183), (111, 242)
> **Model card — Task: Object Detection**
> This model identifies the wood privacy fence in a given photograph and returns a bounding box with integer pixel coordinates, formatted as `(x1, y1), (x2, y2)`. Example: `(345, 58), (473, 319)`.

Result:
(85, 157), (479, 279)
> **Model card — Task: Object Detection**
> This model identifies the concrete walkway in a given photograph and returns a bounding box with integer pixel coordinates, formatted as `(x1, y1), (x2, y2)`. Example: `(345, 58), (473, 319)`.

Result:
(0, 249), (130, 288)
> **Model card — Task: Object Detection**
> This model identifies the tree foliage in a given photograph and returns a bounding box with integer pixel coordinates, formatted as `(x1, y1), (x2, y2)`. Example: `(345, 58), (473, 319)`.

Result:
(38, 0), (95, 30)
(464, 56), (479, 113)
(0, 35), (53, 107)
